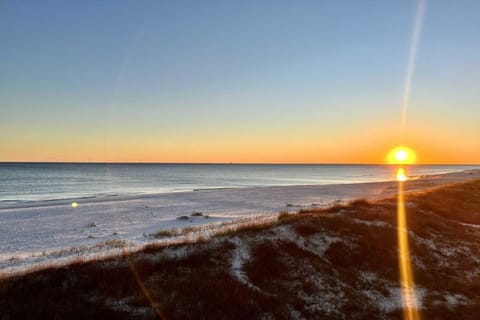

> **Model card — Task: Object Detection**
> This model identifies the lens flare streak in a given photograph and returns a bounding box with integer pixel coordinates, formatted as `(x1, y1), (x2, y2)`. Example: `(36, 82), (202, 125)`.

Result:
(397, 172), (421, 320)
(401, 0), (427, 140)
(122, 247), (166, 320)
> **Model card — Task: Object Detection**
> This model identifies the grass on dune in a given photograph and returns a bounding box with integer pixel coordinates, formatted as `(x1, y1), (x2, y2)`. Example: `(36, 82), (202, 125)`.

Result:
(1, 179), (480, 319)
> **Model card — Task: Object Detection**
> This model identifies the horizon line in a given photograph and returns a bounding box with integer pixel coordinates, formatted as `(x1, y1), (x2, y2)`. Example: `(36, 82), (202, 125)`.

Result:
(1, 161), (479, 166)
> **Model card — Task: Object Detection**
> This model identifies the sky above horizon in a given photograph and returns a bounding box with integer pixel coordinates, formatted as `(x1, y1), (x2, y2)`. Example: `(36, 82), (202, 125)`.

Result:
(1, 1), (479, 164)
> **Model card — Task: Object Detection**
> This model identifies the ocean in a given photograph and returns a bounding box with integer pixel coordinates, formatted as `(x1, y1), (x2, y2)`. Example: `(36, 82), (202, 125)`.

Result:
(1, 163), (479, 203)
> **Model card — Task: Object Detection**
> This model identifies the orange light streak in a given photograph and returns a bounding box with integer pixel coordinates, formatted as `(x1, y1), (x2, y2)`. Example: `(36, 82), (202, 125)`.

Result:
(397, 169), (421, 320)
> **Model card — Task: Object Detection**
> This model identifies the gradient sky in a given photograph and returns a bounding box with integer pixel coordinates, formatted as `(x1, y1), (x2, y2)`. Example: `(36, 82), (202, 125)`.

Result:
(1, 1), (479, 163)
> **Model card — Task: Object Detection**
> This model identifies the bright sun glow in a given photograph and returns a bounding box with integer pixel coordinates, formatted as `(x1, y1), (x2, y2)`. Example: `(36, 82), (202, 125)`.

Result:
(396, 150), (408, 162)
(396, 168), (408, 182)
(387, 146), (416, 165)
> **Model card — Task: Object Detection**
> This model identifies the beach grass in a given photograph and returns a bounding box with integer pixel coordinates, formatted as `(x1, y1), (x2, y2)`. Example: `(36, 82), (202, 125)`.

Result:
(1, 179), (480, 319)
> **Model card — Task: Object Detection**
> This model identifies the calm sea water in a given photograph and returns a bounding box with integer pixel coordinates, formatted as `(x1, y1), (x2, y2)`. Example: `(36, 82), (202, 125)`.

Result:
(1, 163), (479, 202)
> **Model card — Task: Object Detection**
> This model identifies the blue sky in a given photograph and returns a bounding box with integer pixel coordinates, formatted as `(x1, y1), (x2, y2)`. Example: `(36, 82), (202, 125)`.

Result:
(1, 1), (479, 163)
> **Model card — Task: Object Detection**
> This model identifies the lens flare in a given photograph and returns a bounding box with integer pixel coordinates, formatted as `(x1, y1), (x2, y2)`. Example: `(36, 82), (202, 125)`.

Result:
(397, 180), (421, 320)
(401, 0), (427, 140)
(393, 0), (426, 318)
(388, 155), (420, 318)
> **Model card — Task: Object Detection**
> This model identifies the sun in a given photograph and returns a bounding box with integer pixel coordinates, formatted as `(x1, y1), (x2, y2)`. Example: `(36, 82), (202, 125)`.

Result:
(387, 146), (416, 165)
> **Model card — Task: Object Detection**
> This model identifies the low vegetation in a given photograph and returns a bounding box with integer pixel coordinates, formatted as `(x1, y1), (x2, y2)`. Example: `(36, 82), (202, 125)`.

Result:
(1, 180), (480, 319)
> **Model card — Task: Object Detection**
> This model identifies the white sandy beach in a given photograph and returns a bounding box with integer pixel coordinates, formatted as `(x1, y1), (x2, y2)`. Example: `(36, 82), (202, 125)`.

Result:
(1, 169), (479, 277)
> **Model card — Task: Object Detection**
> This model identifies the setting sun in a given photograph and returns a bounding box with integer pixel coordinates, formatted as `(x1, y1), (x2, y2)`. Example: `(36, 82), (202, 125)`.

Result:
(387, 146), (416, 165)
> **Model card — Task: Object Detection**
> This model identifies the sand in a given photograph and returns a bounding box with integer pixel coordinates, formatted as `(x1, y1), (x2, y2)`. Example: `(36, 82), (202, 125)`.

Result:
(1, 169), (479, 277)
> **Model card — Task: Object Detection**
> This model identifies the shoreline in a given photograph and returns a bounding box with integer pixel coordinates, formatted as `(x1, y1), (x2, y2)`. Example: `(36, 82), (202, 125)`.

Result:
(1, 169), (480, 278)
(2, 164), (479, 207)
(1, 168), (479, 210)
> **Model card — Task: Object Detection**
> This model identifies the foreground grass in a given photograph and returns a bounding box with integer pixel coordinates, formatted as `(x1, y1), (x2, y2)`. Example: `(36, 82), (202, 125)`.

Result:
(1, 180), (480, 319)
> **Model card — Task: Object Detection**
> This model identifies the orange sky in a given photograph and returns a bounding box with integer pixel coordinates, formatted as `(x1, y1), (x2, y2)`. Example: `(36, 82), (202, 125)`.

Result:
(2, 117), (479, 164)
